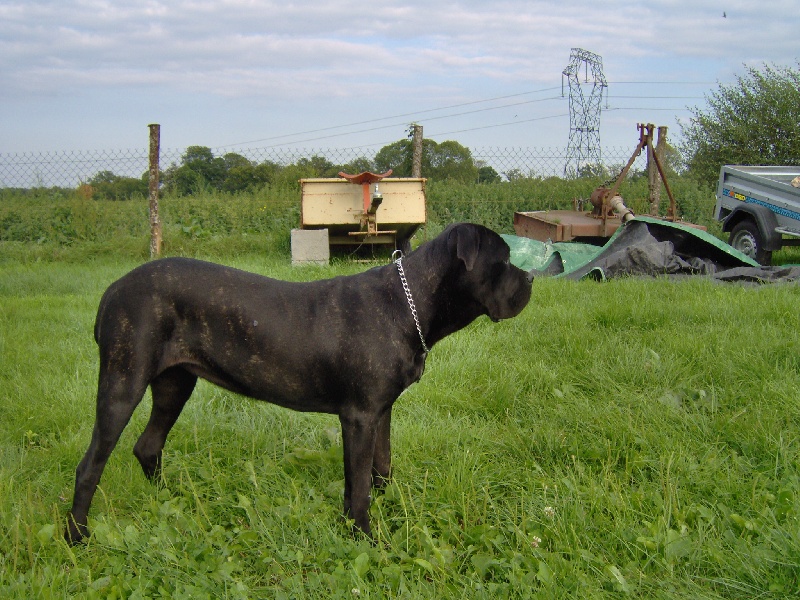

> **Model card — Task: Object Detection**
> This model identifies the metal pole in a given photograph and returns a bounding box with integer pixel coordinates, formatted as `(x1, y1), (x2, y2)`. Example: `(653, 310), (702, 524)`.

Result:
(148, 123), (162, 259)
(649, 138), (678, 220)
(647, 130), (660, 216)
(648, 126), (667, 216)
(411, 123), (423, 178)
(599, 123), (648, 236)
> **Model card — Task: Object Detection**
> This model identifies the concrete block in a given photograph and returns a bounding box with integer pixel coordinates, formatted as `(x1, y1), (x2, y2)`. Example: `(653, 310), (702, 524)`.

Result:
(291, 228), (329, 266)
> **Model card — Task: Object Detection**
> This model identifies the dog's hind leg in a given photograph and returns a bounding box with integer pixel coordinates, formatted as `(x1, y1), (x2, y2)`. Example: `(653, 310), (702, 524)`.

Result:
(65, 367), (150, 544)
(133, 366), (197, 481)
(372, 405), (392, 489)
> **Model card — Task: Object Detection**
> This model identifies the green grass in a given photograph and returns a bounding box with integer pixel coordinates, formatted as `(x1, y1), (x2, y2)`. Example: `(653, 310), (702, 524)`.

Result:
(1, 244), (798, 598)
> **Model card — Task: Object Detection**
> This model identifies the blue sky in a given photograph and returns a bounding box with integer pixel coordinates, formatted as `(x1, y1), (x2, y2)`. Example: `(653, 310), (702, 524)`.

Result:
(1, 0), (797, 155)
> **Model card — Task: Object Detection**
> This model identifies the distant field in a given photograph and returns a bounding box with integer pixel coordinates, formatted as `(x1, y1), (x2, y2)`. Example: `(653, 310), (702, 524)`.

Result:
(1, 244), (798, 597)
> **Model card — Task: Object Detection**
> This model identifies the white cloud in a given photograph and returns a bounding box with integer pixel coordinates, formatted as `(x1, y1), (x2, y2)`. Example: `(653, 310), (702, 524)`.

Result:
(1, 0), (797, 151)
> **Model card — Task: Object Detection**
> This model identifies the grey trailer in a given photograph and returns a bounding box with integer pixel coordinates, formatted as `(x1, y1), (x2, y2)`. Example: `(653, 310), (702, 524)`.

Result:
(714, 165), (800, 264)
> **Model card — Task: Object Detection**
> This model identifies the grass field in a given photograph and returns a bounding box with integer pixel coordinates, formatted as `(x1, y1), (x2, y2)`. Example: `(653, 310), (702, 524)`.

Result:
(1, 234), (798, 598)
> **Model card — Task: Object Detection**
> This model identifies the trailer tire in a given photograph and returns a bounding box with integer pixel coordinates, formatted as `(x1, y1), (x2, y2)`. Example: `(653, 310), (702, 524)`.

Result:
(729, 219), (772, 265)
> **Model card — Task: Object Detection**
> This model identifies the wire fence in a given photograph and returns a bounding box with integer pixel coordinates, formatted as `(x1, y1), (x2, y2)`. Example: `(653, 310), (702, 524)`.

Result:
(0, 146), (646, 189)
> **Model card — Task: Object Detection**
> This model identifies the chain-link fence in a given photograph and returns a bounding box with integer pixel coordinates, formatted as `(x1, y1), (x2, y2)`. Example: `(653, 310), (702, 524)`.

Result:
(0, 146), (645, 189)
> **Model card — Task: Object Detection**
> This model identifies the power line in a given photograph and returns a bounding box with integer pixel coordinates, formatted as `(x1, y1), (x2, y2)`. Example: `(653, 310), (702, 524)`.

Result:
(608, 95), (703, 99)
(252, 95), (564, 148)
(605, 106), (694, 111)
(312, 113), (571, 153)
(426, 112), (569, 139)
(607, 80), (715, 85)
(217, 86), (563, 148)
(347, 102), (694, 150)
(216, 80), (709, 150)
(223, 95), (697, 150)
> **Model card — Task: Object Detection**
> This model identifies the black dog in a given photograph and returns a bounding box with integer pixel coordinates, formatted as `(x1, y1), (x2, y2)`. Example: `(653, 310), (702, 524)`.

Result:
(65, 223), (532, 543)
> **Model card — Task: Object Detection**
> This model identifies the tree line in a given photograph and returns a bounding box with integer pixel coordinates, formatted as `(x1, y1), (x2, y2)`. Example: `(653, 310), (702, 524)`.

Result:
(82, 138), (502, 201)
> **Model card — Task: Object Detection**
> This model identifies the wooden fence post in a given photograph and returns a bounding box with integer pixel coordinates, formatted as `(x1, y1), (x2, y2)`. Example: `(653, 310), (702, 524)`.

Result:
(148, 123), (162, 258)
(411, 123), (423, 178)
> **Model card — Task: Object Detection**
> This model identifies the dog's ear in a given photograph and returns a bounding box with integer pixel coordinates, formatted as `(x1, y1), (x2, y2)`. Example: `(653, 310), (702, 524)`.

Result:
(448, 224), (481, 271)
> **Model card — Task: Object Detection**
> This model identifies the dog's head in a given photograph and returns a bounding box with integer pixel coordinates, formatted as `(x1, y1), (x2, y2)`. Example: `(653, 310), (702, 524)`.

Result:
(445, 223), (532, 323)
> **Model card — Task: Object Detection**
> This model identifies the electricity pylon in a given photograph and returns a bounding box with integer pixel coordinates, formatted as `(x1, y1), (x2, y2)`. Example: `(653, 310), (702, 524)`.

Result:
(562, 48), (607, 177)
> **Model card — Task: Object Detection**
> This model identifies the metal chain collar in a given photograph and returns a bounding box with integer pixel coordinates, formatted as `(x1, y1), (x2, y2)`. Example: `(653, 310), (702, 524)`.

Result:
(392, 252), (430, 353)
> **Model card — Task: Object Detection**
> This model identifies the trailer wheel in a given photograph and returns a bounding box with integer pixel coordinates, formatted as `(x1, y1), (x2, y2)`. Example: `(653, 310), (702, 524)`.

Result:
(729, 219), (772, 265)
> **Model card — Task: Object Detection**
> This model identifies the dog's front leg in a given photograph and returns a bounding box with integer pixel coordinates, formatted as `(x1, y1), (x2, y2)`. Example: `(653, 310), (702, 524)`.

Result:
(372, 405), (392, 489)
(339, 409), (378, 536)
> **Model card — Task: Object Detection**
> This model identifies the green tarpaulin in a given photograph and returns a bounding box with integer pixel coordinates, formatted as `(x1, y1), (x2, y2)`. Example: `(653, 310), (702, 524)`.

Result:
(504, 217), (800, 283)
